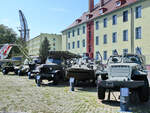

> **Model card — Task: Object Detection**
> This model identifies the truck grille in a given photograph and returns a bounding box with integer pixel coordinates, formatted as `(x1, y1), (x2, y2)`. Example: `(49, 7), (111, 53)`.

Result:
(110, 65), (130, 77)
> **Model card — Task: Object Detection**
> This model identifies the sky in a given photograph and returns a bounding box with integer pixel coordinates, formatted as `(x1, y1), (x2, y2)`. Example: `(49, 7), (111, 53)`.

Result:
(0, 0), (99, 39)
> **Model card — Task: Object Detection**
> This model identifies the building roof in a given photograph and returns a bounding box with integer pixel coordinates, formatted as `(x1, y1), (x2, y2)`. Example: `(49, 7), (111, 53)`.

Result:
(28, 33), (62, 42)
(62, 0), (138, 32)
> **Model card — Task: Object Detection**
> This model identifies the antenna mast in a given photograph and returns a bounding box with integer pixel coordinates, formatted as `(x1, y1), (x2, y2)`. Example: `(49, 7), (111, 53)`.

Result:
(18, 10), (30, 41)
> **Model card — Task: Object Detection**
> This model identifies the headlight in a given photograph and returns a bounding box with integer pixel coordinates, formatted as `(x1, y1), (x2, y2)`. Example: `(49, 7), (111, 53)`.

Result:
(135, 65), (142, 70)
(49, 67), (52, 71)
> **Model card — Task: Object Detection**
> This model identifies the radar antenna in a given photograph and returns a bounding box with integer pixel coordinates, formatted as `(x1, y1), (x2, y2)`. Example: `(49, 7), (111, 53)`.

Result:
(18, 10), (30, 41)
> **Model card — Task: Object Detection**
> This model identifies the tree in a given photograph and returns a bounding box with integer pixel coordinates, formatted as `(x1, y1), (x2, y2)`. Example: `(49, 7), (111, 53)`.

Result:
(0, 24), (23, 57)
(39, 37), (50, 63)
(0, 24), (17, 44)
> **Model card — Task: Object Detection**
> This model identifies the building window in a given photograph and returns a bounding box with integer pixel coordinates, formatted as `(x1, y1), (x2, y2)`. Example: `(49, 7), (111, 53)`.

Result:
(77, 41), (80, 48)
(123, 49), (128, 55)
(82, 39), (85, 47)
(53, 38), (56, 41)
(123, 30), (128, 41)
(123, 10), (128, 22)
(103, 51), (107, 60)
(83, 26), (85, 34)
(72, 42), (75, 49)
(112, 32), (117, 43)
(112, 15), (117, 25)
(103, 34), (107, 44)
(53, 43), (55, 46)
(95, 51), (99, 60)
(136, 6), (142, 19)
(96, 36), (99, 45)
(103, 18), (107, 28)
(136, 27), (141, 39)
(68, 32), (70, 38)
(116, 1), (121, 7)
(72, 30), (75, 37)
(68, 43), (70, 50)
(77, 28), (80, 35)
(96, 21), (99, 30)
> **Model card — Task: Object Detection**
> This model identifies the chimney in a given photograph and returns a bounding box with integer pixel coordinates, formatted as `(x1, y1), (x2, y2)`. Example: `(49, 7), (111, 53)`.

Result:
(89, 0), (94, 12)
(101, 0), (104, 7)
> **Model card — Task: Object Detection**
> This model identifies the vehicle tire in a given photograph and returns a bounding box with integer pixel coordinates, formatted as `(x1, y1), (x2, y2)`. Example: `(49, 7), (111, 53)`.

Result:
(35, 75), (41, 87)
(130, 90), (140, 104)
(97, 86), (106, 100)
(138, 77), (149, 102)
(28, 72), (32, 79)
(53, 74), (59, 85)
(14, 70), (18, 75)
(2, 69), (8, 75)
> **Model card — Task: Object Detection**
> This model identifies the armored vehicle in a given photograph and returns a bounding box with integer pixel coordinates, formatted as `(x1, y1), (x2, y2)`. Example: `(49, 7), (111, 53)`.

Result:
(97, 54), (149, 102)
(66, 54), (102, 85)
(1, 57), (22, 75)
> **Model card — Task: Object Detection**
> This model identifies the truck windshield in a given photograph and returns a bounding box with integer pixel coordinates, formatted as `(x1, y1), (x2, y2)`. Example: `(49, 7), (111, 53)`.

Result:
(123, 55), (141, 64)
(47, 58), (62, 65)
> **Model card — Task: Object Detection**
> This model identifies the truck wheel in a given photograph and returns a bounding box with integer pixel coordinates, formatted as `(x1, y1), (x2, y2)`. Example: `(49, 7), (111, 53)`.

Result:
(53, 75), (59, 85)
(35, 75), (41, 87)
(14, 70), (18, 75)
(97, 86), (106, 99)
(2, 69), (8, 75)
(138, 77), (149, 102)
(130, 90), (140, 104)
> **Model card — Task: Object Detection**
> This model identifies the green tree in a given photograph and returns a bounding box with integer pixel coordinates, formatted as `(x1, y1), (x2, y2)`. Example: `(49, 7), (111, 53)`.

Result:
(39, 37), (50, 63)
(0, 24), (17, 44)
(0, 24), (23, 57)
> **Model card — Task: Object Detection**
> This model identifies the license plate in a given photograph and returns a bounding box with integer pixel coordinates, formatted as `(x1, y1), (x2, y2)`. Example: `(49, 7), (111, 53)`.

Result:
(106, 82), (114, 87)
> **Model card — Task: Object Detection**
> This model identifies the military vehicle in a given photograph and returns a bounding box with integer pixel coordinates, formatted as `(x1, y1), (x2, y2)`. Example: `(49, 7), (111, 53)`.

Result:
(97, 54), (149, 102)
(34, 51), (80, 86)
(66, 53), (103, 85)
(35, 58), (66, 86)
(18, 58), (41, 76)
(1, 57), (22, 75)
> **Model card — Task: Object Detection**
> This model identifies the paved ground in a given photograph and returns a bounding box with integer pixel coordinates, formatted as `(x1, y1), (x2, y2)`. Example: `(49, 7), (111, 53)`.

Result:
(0, 73), (150, 113)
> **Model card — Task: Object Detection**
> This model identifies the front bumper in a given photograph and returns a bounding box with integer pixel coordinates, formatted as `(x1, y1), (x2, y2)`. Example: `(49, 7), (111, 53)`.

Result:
(98, 80), (145, 89)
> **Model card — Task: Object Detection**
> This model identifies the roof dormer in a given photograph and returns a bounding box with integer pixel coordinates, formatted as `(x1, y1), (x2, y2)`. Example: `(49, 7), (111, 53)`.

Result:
(76, 19), (82, 23)
(86, 14), (93, 20)
(99, 7), (107, 15)
(116, 0), (126, 7)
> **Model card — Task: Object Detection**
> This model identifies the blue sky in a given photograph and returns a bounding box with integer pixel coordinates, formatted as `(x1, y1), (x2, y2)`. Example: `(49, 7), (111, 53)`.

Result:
(0, 0), (99, 39)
